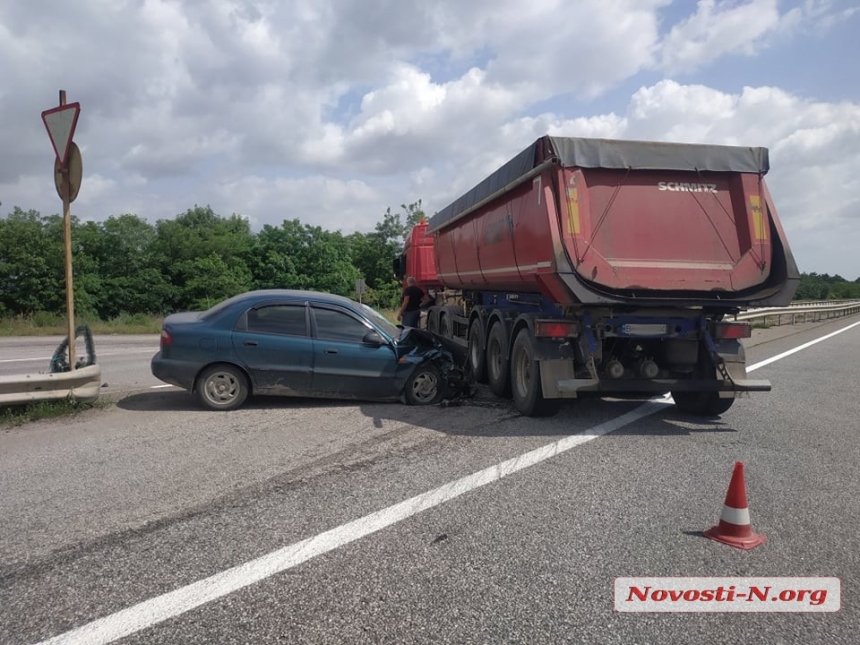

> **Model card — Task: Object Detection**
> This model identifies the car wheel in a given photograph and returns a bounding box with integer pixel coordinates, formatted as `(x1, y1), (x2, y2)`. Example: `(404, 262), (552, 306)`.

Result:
(405, 363), (443, 405)
(511, 329), (561, 417)
(196, 364), (249, 411)
(486, 322), (511, 398)
(468, 320), (487, 384)
(671, 391), (735, 416)
(426, 311), (438, 334)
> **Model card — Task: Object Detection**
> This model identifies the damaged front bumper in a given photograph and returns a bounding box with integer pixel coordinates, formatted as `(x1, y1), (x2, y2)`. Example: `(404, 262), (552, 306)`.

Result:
(397, 328), (473, 398)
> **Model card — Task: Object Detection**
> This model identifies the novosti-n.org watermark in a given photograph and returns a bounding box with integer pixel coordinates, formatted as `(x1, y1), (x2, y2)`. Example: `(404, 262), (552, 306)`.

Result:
(615, 577), (840, 612)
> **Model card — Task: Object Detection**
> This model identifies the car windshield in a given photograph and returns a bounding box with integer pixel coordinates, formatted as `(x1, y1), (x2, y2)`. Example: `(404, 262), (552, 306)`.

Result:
(361, 303), (401, 339)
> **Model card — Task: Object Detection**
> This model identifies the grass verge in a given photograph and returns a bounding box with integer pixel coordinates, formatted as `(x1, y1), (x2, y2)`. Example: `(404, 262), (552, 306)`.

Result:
(0, 313), (163, 336)
(0, 397), (112, 428)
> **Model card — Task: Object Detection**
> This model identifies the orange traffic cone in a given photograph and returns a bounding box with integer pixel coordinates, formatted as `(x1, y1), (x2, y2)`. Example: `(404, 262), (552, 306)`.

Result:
(703, 462), (766, 550)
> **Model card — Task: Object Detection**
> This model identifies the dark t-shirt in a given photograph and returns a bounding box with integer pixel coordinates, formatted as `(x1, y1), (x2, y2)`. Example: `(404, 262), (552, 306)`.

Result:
(403, 285), (425, 311)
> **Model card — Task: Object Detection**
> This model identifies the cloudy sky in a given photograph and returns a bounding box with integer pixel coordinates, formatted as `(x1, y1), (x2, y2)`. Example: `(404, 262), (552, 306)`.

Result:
(1, 0), (858, 278)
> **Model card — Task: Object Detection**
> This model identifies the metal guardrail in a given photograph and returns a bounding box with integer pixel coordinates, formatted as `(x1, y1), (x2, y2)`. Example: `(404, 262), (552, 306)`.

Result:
(776, 299), (860, 308)
(0, 364), (102, 406)
(735, 300), (860, 326)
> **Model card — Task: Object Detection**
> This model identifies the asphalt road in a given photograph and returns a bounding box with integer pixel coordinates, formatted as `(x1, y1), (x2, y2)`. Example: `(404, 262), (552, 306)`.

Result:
(0, 334), (162, 394)
(1, 316), (859, 645)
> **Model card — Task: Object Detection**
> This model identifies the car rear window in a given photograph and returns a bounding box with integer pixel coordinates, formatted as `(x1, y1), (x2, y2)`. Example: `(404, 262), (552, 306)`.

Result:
(201, 294), (247, 320)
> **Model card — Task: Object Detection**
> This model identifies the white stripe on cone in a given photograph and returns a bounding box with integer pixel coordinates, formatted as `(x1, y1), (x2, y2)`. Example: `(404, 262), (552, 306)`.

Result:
(719, 505), (751, 526)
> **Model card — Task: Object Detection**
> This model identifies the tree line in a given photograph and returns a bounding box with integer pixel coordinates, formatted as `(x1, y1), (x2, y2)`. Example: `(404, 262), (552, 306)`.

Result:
(1, 202), (857, 320)
(792, 272), (860, 300)
(0, 203), (424, 319)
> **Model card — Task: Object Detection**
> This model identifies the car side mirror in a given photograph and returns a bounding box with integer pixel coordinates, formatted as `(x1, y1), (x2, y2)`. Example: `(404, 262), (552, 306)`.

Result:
(363, 331), (386, 347)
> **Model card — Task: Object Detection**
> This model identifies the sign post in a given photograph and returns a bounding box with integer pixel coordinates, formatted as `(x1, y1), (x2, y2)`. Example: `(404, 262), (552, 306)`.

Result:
(42, 90), (82, 370)
(355, 278), (367, 304)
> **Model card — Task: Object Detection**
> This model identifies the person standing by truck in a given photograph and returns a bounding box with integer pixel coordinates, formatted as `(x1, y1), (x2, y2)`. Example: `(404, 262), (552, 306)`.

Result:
(396, 276), (427, 328)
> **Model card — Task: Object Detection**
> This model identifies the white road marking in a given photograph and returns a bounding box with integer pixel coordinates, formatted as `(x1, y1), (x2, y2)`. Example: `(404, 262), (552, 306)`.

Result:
(32, 319), (860, 645)
(746, 319), (860, 372)
(0, 349), (156, 364)
(150, 384), (174, 389)
(34, 399), (672, 645)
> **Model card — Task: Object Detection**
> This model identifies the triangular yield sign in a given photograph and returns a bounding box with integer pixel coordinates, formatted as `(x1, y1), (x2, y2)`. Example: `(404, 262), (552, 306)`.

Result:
(42, 102), (81, 168)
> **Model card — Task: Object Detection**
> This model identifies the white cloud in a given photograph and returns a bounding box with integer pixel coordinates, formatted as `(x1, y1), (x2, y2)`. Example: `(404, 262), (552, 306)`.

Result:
(617, 81), (860, 274)
(212, 174), (383, 233)
(659, 0), (783, 73)
(656, 0), (854, 74)
(1, 0), (858, 277)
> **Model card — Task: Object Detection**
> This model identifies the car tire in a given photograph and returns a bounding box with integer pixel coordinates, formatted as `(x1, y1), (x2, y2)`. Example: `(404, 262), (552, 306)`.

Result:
(468, 320), (488, 384)
(511, 329), (561, 417)
(486, 322), (511, 398)
(671, 391), (735, 416)
(405, 363), (443, 405)
(196, 364), (249, 411)
(439, 312), (452, 339)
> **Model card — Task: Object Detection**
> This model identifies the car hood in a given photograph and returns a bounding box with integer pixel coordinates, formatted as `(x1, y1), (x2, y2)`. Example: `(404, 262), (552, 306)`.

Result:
(396, 328), (468, 364)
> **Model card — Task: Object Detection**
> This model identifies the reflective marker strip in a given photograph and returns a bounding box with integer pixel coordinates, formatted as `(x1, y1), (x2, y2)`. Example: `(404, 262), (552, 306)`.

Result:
(567, 187), (580, 235)
(750, 195), (767, 241)
(720, 506), (750, 526)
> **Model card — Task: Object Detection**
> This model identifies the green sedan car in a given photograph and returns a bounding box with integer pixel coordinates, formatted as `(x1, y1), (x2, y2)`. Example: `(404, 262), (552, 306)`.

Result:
(151, 290), (470, 411)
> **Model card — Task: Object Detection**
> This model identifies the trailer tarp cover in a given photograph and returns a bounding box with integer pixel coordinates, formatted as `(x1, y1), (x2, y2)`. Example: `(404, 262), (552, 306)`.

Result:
(550, 137), (769, 174)
(429, 136), (769, 232)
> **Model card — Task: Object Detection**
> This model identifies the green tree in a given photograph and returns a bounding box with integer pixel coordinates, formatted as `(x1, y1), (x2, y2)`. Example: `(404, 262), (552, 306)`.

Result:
(400, 199), (427, 238)
(299, 225), (361, 295)
(0, 209), (65, 314)
(96, 215), (174, 317)
(185, 254), (254, 310)
(250, 220), (307, 289)
(150, 206), (254, 310)
(66, 219), (103, 319)
(794, 272), (860, 300)
(0, 198), (432, 318)
(349, 200), (428, 308)
(250, 219), (359, 295)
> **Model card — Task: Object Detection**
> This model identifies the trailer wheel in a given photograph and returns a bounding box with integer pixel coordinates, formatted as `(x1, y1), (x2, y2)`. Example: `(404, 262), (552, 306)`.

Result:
(426, 311), (438, 334)
(439, 312), (452, 339)
(486, 322), (511, 398)
(468, 321), (488, 383)
(671, 391), (735, 416)
(511, 329), (561, 417)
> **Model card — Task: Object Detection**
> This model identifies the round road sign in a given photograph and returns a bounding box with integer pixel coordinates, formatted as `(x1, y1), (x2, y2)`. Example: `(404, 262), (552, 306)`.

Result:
(54, 142), (82, 203)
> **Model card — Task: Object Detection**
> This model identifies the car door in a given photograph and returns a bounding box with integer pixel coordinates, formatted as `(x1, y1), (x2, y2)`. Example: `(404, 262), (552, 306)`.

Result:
(310, 305), (399, 399)
(232, 303), (314, 394)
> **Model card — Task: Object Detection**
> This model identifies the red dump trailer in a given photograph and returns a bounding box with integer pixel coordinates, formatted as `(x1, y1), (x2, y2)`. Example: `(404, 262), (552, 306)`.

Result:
(395, 136), (799, 417)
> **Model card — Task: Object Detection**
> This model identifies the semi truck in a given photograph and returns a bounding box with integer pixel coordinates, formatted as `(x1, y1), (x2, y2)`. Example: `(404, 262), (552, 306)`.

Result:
(394, 136), (799, 417)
